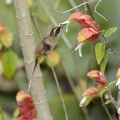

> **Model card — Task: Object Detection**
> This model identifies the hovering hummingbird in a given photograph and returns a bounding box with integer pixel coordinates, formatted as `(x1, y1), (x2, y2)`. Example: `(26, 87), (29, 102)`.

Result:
(28, 23), (67, 92)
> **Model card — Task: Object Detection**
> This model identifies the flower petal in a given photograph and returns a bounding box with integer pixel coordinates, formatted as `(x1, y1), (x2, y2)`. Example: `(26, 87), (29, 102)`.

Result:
(87, 70), (107, 86)
(77, 28), (100, 43)
(73, 43), (83, 57)
(68, 12), (100, 31)
(79, 97), (87, 107)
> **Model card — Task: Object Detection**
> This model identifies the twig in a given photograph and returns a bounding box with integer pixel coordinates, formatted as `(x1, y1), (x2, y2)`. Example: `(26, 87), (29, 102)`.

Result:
(94, 0), (108, 21)
(101, 34), (120, 59)
(60, 60), (90, 120)
(106, 87), (118, 109)
(68, 0), (79, 12)
(48, 57), (69, 120)
(101, 98), (113, 120)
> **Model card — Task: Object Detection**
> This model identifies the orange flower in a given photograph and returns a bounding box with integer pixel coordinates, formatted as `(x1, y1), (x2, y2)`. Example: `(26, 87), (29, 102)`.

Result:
(77, 27), (100, 43)
(87, 70), (107, 86)
(83, 87), (99, 97)
(73, 27), (100, 57)
(80, 87), (99, 107)
(68, 12), (100, 31)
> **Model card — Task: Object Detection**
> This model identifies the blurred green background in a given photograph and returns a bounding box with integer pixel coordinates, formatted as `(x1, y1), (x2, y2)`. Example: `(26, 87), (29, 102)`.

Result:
(0, 0), (120, 120)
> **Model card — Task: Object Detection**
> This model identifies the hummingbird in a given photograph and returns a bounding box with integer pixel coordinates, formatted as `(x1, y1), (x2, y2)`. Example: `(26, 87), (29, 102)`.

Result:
(28, 23), (66, 92)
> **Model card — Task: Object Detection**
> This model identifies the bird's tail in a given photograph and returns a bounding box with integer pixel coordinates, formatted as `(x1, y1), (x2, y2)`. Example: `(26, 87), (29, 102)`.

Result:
(28, 58), (38, 92)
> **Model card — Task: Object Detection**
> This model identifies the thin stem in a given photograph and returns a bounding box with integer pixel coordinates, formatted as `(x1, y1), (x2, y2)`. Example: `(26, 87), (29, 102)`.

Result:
(60, 60), (90, 120)
(48, 57), (69, 120)
(106, 87), (118, 109)
(34, 1), (89, 14)
(101, 98), (113, 120)
(101, 34), (120, 59)
(60, 60), (80, 100)
(68, 0), (79, 12)
(94, 0), (108, 21)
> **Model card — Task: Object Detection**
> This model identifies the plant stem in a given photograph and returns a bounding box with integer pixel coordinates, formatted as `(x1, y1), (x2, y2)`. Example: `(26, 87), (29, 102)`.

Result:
(49, 62), (69, 120)
(101, 98), (113, 120)
(106, 87), (118, 109)
(102, 34), (120, 59)
(60, 60), (90, 120)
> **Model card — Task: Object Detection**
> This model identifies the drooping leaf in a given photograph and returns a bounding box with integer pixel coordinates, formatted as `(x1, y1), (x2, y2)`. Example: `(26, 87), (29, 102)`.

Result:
(95, 43), (105, 65)
(105, 98), (114, 105)
(100, 53), (108, 73)
(2, 50), (18, 79)
(104, 27), (118, 38)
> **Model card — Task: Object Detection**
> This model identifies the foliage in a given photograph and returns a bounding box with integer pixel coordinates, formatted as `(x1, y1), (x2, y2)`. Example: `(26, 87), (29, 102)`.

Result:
(0, 0), (120, 120)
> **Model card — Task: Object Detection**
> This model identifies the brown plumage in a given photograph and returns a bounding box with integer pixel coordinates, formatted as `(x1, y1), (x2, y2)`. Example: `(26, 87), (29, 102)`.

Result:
(28, 24), (65, 92)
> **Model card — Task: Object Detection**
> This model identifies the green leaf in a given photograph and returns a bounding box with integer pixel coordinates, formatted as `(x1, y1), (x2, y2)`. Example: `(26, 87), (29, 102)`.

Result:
(104, 27), (118, 38)
(84, 97), (93, 107)
(2, 50), (18, 79)
(13, 108), (19, 118)
(100, 54), (108, 73)
(105, 98), (114, 105)
(99, 88), (107, 98)
(95, 43), (105, 65)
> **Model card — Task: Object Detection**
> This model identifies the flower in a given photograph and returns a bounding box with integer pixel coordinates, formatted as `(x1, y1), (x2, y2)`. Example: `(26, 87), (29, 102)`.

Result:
(68, 12), (100, 31)
(73, 27), (100, 57)
(80, 87), (99, 107)
(16, 90), (37, 120)
(79, 96), (87, 107)
(87, 70), (107, 86)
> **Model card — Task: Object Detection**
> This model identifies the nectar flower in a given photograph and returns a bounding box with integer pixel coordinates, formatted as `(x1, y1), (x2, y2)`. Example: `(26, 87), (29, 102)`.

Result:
(79, 96), (87, 107)
(73, 28), (100, 57)
(80, 87), (99, 107)
(87, 70), (107, 86)
(16, 90), (37, 120)
(68, 12), (100, 31)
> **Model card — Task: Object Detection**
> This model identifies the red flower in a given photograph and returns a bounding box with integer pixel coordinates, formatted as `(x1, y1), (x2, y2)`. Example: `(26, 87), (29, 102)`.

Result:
(16, 90), (37, 120)
(87, 70), (107, 86)
(83, 87), (99, 97)
(73, 27), (100, 57)
(68, 12), (100, 31)
(80, 87), (99, 107)
(77, 27), (100, 43)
